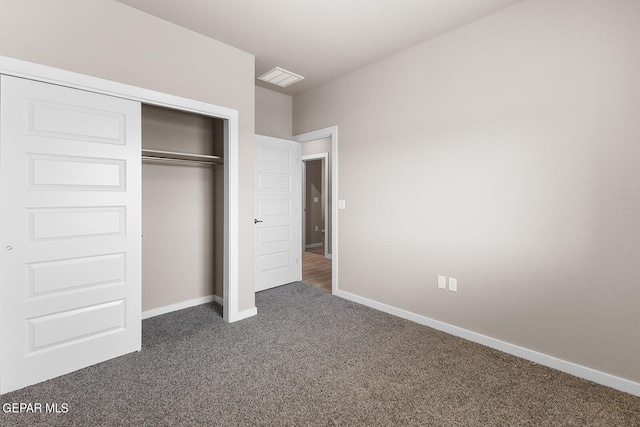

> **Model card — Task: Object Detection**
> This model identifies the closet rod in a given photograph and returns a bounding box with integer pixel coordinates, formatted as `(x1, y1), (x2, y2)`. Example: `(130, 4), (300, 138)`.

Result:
(141, 148), (223, 165)
(141, 156), (222, 166)
(141, 148), (223, 164)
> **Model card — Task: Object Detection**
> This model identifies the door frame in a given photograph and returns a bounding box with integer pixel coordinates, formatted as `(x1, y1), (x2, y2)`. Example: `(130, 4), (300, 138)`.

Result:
(301, 153), (329, 257)
(0, 56), (242, 327)
(293, 126), (338, 294)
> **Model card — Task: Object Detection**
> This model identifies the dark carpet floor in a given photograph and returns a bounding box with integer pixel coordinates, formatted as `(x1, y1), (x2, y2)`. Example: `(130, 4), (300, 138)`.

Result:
(1, 282), (638, 426)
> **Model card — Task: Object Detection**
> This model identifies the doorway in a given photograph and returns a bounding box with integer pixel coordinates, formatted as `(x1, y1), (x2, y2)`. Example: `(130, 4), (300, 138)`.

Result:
(302, 155), (330, 292)
(251, 126), (338, 296)
(302, 155), (328, 256)
(294, 128), (337, 294)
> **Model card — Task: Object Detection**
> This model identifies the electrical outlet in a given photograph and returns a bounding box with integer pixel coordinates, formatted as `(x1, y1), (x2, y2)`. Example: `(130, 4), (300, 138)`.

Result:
(315, 225), (318, 232)
(437, 275), (447, 289)
(448, 277), (458, 292)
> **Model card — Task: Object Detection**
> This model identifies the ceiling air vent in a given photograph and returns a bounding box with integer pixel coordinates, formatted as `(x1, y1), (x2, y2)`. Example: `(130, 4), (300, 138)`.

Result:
(257, 67), (304, 88)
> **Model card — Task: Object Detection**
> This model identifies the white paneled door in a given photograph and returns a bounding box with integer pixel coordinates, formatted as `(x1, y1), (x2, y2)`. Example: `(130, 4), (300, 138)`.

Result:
(255, 135), (301, 292)
(0, 75), (142, 393)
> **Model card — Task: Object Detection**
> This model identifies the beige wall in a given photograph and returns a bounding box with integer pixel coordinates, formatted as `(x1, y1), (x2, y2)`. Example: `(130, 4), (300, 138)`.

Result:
(255, 85), (292, 139)
(142, 164), (217, 310)
(0, 0), (256, 312)
(293, 0), (640, 382)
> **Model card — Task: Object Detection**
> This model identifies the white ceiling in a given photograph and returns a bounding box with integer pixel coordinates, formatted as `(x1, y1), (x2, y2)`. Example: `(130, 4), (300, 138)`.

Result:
(115, 0), (523, 96)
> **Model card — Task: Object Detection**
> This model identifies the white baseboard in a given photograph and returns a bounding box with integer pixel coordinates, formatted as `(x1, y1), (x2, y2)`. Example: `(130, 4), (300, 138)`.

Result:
(335, 289), (640, 397)
(142, 294), (223, 320)
(229, 306), (258, 322)
(141, 294), (258, 323)
(305, 243), (323, 249)
(212, 295), (224, 306)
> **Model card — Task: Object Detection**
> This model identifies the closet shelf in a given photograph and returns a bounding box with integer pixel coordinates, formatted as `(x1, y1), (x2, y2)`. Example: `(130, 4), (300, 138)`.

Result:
(141, 149), (223, 165)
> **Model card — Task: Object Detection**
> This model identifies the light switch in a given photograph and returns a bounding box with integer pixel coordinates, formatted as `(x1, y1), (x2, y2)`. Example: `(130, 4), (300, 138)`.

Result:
(314, 197), (319, 203)
(438, 275), (446, 289)
(338, 200), (346, 210)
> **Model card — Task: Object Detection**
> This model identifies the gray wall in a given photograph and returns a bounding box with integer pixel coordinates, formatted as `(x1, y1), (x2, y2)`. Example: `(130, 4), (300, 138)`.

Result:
(0, 0), (257, 313)
(255, 85), (292, 139)
(293, 0), (640, 382)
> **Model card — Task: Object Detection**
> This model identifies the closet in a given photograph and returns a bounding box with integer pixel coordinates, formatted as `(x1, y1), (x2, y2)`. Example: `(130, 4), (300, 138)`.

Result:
(141, 105), (224, 314)
(0, 56), (240, 394)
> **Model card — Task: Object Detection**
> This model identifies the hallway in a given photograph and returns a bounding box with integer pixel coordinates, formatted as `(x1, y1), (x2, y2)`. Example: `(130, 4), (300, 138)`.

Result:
(301, 248), (331, 292)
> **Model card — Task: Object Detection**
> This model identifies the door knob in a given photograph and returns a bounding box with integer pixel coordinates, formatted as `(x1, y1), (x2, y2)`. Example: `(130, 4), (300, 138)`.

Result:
(254, 219), (263, 224)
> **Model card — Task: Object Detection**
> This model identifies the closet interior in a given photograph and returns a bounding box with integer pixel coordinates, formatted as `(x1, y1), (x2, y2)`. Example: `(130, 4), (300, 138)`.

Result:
(141, 104), (224, 314)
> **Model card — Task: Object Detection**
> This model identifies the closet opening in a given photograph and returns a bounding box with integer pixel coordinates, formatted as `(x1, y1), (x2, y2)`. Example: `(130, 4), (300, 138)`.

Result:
(141, 104), (225, 318)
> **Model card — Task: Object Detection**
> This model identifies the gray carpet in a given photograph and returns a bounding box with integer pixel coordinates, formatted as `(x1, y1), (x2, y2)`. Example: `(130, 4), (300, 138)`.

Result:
(1, 282), (638, 426)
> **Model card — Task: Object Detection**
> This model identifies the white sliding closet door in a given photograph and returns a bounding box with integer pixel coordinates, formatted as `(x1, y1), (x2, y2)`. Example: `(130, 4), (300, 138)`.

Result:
(0, 75), (142, 394)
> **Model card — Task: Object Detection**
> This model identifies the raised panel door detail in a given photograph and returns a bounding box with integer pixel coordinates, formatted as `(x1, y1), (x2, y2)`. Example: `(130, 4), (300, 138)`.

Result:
(258, 251), (291, 273)
(257, 145), (291, 166)
(257, 172), (291, 192)
(27, 253), (126, 298)
(257, 199), (291, 217)
(27, 300), (126, 354)
(258, 225), (291, 246)
(28, 207), (125, 241)
(28, 154), (125, 191)
(28, 100), (125, 144)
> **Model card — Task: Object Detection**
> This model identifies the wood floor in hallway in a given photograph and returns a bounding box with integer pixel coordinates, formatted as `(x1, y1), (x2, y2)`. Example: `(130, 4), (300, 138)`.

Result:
(302, 250), (331, 292)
